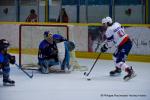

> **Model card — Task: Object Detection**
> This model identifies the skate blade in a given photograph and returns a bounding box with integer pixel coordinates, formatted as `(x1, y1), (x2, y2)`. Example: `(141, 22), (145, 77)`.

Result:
(124, 74), (137, 81)
(110, 73), (121, 77)
(3, 83), (15, 86)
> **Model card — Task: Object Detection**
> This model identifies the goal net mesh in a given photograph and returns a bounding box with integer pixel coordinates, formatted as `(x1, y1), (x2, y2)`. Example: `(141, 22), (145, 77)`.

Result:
(19, 24), (68, 67)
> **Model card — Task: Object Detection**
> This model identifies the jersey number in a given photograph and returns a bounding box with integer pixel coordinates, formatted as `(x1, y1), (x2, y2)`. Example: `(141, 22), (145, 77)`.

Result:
(117, 30), (125, 37)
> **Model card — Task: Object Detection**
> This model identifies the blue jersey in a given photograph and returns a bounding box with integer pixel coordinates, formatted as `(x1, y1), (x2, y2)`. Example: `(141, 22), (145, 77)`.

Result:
(38, 34), (67, 60)
(0, 53), (11, 66)
(38, 40), (57, 60)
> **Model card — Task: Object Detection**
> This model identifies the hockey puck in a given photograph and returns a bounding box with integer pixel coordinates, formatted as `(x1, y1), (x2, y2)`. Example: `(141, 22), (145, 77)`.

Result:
(87, 78), (91, 81)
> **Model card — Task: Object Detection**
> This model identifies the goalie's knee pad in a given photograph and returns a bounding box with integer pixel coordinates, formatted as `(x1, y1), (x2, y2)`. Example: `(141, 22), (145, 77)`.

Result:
(38, 60), (49, 74)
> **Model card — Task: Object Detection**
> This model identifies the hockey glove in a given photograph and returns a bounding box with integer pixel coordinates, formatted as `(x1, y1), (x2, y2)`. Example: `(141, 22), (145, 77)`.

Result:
(101, 44), (108, 52)
(67, 41), (75, 51)
(9, 56), (16, 64)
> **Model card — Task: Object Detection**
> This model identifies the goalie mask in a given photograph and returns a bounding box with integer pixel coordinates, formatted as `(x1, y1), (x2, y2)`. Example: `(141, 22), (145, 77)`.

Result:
(44, 31), (53, 38)
(43, 31), (53, 43)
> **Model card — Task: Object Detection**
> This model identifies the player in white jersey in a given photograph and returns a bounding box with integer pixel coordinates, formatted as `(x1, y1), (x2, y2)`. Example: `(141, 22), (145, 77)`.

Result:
(100, 17), (136, 81)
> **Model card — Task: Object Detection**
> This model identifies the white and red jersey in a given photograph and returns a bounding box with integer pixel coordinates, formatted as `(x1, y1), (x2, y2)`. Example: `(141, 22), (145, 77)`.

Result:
(105, 22), (129, 47)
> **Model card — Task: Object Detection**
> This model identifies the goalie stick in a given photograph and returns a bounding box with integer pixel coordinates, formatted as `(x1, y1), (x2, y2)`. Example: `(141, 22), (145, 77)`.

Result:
(15, 64), (33, 78)
(22, 66), (71, 73)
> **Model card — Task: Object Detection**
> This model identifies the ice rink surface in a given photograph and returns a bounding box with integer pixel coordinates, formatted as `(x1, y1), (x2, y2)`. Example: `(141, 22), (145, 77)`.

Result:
(0, 55), (150, 100)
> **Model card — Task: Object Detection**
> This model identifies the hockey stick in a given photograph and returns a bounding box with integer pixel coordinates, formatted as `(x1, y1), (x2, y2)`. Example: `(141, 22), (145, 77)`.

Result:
(15, 64), (33, 78)
(84, 52), (102, 77)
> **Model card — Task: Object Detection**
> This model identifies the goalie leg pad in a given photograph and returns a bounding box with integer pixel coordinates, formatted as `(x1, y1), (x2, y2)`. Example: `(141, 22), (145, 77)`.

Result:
(39, 59), (59, 74)
(57, 42), (66, 64)
(39, 60), (49, 74)
(57, 41), (71, 71)
(61, 42), (70, 70)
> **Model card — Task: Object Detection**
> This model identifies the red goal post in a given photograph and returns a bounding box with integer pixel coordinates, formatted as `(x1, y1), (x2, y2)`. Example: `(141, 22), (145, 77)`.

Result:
(19, 24), (69, 67)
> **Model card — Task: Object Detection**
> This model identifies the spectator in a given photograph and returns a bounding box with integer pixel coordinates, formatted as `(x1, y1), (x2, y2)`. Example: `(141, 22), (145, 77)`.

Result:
(57, 8), (69, 23)
(26, 9), (38, 22)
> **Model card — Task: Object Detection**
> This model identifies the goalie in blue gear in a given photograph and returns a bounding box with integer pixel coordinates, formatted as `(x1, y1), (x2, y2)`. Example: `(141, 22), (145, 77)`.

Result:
(0, 39), (16, 86)
(38, 31), (75, 74)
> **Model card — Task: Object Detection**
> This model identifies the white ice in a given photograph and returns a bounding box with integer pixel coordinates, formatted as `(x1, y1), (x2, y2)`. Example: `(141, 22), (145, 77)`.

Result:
(0, 54), (150, 100)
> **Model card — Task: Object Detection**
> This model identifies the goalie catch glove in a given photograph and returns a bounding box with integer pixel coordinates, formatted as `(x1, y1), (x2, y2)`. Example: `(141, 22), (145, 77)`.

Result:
(67, 41), (75, 51)
(9, 56), (16, 64)
(101, 44), (108, 52)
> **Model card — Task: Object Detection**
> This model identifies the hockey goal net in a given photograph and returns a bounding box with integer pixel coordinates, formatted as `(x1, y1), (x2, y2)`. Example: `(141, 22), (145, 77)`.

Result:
(19, 24), (69, 67)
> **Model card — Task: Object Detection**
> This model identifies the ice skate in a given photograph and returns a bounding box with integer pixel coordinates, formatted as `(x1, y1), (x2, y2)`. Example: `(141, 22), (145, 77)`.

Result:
(123, 67), (136, 81)
(3, 78), (15, 86)
(110, 67), (122, 76)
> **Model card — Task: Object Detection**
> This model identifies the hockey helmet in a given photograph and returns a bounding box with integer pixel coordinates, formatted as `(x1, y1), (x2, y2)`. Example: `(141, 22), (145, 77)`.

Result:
(0, 39), (10, 50)
(102, 18), (107, 24)
(101, 16), (112, 25)
(44, 31), (53, 39)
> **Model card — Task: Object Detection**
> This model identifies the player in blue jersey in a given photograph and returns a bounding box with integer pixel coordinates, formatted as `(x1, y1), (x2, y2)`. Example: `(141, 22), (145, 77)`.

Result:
(0, 39), (16, 86)
(38, 31), (75, 74)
